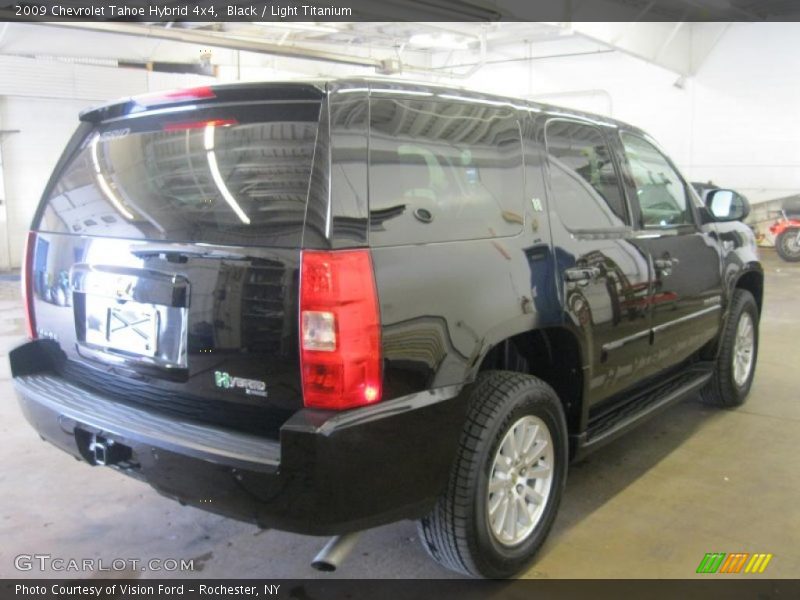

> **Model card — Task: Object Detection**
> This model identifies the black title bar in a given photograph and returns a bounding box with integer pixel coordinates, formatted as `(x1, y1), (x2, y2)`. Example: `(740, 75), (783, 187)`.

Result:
(2, 0), (800, 22)
(2, 579), (800, 600)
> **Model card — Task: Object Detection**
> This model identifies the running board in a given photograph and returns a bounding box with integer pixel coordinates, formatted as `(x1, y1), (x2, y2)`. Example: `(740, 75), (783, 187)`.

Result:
(574, 365), (713, 458)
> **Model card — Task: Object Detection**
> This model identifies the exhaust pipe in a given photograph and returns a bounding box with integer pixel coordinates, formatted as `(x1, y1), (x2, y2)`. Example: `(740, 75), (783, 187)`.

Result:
(311, 532), (361, 572)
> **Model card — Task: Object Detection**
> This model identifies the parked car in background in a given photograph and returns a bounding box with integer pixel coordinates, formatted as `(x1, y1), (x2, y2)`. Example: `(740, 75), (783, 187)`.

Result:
(11, 80), (763, 578)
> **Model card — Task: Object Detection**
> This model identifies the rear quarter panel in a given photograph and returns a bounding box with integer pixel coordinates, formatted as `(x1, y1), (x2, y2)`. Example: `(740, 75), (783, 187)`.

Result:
(371, 131), (563, 401)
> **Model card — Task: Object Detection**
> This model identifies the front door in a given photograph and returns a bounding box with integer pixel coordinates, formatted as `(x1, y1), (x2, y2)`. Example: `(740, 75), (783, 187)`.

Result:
(617, 132), (723, 371)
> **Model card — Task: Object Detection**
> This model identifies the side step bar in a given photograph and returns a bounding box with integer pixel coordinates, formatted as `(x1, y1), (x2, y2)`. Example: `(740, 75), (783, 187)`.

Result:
(574, 366), (714, 458)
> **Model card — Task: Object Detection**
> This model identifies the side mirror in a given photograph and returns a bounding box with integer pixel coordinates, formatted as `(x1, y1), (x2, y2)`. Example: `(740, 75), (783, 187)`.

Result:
(706, 189), (750, 222)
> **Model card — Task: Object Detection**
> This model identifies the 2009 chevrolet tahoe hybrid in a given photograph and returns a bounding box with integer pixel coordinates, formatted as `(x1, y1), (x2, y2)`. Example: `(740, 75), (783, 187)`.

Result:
(10, 79), (762, 578)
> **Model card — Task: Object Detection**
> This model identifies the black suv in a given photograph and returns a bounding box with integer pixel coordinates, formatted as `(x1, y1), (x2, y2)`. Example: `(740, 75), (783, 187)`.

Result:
(11, 79), (762, 578)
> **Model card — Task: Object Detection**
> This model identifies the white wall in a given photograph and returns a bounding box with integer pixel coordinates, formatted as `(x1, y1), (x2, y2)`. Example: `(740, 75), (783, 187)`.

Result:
(689, 23), (800, 202)
(0, 97), (88, 270)
(0, 56), (212, 269)
(450, 22), (800, 205)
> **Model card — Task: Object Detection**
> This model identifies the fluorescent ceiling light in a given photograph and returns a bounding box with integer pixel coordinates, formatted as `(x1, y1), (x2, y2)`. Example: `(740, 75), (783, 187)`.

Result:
(408, 32), (471, 51)
(254, 22), (340, 34)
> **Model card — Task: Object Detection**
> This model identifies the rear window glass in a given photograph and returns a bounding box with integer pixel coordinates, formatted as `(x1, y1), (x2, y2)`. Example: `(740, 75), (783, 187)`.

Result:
(368, 96), (524, 246)
(38, 102), (321, 247)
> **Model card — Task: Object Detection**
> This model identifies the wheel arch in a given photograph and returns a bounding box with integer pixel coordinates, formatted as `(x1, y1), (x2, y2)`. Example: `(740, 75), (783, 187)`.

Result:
(733, 267), (764, 316)
(475, 327), (585, 438)
(703, 264), (764, 361)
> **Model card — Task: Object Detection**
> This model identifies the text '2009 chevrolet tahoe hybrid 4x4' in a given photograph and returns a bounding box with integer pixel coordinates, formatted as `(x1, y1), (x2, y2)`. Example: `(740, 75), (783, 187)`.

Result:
(11, 80), (763, 578)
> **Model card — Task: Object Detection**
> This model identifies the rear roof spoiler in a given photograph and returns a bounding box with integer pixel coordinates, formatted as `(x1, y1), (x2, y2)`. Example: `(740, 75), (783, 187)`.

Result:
(79, 81), (326, 123)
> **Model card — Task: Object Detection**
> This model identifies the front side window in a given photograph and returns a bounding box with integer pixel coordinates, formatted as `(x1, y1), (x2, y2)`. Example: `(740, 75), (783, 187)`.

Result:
(368, 96), (524, 246)
(621, 133), (693, 228)
(545, 120), (628, 231)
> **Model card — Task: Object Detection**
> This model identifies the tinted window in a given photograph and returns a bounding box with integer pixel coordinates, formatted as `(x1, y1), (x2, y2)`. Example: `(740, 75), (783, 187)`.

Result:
(39, 102), (321, 247)
(545, 119), (628, 231)
(368, 97), (524, 246)
(621, 133), (693, 228)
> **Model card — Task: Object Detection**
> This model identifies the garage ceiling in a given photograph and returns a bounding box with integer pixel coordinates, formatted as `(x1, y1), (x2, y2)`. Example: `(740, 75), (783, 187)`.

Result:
(0, 21), (718, 78)
(1, 0), (799, 82)
(0, 22), (600, 74)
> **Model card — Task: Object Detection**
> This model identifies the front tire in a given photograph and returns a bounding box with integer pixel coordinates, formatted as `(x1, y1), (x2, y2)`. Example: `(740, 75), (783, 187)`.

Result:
(776, 228), (800, 262)
(702, 289), (759, 407)
(418, 371), (568, 578)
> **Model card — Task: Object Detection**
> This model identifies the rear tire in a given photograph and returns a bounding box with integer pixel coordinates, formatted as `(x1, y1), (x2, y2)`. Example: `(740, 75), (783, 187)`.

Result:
(418, 371), (568, 578)
(702, 289), (759, 407)
(776, 228), (800, 262)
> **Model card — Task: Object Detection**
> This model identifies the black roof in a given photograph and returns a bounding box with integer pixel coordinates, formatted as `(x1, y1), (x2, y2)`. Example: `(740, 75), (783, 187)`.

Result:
(80, 76), (647, 137)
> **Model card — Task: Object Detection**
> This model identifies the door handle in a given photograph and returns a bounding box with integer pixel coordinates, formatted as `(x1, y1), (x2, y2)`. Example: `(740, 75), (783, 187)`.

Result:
(564, 266), (602, 283)
(653, 256), (679, 276)
(653, 258), (672, 269)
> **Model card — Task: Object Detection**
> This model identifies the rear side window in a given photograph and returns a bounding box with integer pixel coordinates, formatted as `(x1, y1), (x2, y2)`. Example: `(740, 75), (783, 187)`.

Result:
(368, 96), (524, 246)
(545, 119), (628, 231)
(38, 101), (321, 247)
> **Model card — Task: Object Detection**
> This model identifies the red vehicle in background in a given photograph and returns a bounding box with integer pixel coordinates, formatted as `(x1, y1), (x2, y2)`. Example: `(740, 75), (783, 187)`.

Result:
(770, 199), (800, 262)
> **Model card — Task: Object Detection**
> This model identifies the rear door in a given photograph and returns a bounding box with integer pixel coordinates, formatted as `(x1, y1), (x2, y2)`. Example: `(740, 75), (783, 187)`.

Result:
(28, 85), (325, 438)
(615, 131), (723, 369)
(543, 118), (653, 405)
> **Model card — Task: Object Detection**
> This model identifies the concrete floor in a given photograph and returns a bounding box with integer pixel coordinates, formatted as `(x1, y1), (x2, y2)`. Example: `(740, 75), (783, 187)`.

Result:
(0, 249), (797, 579)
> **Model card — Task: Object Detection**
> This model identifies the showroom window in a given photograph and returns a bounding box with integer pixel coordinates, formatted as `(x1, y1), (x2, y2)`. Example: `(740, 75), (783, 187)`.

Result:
(545, 119), (629, 231)
(621, 133), (694, 228)
(368, 96), (524, 246)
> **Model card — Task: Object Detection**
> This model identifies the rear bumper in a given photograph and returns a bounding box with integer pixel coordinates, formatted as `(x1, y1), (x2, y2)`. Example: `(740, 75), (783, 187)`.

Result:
(13, 369), (466, 536)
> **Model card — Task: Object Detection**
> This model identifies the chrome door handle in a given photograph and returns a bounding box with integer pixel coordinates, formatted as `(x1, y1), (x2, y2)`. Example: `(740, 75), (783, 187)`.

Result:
(564, 266), (602, 283)
(653, 258), (673, 269)
(653, 256), (678, 276)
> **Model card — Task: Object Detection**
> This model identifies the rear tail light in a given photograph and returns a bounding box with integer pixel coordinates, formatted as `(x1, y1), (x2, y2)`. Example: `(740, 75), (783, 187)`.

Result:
(300, 249), (382, 410)
(22, 231), (37, 340)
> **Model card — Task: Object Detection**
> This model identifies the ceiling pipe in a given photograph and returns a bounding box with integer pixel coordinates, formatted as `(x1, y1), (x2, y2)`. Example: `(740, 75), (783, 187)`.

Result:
(36, 21), (497, 81)
(38, 21), (383, 69)
(428, 48), (615, 71)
